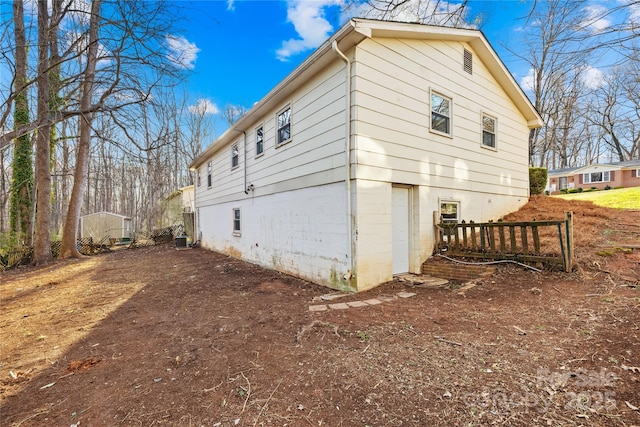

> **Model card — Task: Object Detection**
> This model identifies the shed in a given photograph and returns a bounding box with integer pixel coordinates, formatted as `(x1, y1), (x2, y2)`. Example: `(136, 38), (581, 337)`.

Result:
(79, 211), (133, 241)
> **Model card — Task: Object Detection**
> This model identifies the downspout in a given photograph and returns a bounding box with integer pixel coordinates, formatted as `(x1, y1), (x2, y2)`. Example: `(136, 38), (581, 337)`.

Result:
(332, 40), (355, 288)
(242, 130), (248, 194)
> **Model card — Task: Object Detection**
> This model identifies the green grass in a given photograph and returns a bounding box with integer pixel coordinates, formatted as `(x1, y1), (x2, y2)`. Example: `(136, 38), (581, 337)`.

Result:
(553, 187), (640, 209)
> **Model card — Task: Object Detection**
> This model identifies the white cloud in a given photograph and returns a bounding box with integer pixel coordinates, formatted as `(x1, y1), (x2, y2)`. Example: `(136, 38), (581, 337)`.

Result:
(581, 66), (605, 89)
(520, 68), (536, 92)
(276, 0), (342, 62)
(582, 5), (611, 32)
(227, 0), (235, 11)
(189, 99), (219, 115)
(166, 35), (200, 70)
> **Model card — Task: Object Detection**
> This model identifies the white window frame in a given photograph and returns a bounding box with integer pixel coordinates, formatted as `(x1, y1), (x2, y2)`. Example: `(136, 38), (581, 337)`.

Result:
(197, 167), (202, 187)
(255, 125), (264, 157)
(481, 114), (497, 149)
(276, 105), (292, 146)
(207, 161), (212, 188)
(430, 90), (452, 137)
(635, 169), (640, 177)
(584, 171), (610, 184)
(231, 144), (239, 169)
(440, 201), (460, 223)
(232, 208), (241, 236)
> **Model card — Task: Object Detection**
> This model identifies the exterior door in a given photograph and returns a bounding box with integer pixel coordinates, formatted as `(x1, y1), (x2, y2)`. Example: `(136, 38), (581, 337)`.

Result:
(392, 186), (410, 274)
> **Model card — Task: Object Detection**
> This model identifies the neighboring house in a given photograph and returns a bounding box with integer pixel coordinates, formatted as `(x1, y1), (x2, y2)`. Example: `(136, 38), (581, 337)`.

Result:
(548, 160), (640, 194)
(79, 211), (132, 241)
(189, 18), (542, 292)
(161, 185), (195, 227)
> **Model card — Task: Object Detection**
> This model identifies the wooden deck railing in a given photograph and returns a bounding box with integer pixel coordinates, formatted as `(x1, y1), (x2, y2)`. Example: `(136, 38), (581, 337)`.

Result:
(435, 211), (574, 272)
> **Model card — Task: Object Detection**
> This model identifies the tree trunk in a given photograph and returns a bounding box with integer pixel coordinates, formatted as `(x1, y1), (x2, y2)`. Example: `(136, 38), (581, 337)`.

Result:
(33, 0), (53, 265)
(59, 0), (101, 258)
(10, 0), (34, 246)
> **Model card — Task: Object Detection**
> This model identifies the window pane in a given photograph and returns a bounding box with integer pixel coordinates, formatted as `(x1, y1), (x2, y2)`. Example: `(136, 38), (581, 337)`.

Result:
(232, 145), (239, 167)
(440, 202), (458, 222)
(277, 108), (291, 144)
(483, 116), (495, 133)
(432, 113), (449, 134)
(431, 94), (450, 134)
(431, 94), (449, 116)
(482, 131), (495, 148)
(256, 127), (263, 154)
(278, 124), (290, 144)
(278, 108), (290, 128)
(233, 209), (240, 232)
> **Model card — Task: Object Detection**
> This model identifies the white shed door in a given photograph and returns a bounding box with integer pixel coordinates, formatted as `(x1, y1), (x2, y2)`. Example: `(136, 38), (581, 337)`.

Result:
(392, 186), (410, 274)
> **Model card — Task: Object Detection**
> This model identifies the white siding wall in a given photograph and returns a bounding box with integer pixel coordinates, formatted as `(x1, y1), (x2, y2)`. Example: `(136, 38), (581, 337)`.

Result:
(194, 59), (352, 289)
(198, 182), (351, 290)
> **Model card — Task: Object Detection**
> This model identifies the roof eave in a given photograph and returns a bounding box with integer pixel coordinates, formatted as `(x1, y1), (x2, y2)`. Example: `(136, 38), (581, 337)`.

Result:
(189, 20), (364, 171)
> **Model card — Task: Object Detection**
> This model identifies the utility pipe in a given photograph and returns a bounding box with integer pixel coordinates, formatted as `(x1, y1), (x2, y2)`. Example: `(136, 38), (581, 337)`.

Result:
(242, 130), (248, 194)
(331, 40), (355, 285)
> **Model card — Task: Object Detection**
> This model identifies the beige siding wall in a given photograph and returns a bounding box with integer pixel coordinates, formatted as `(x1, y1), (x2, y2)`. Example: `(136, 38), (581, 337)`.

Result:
(195, 60), (347, 209)
(350, 38), (531, 289)
(351, 38), (530, 196)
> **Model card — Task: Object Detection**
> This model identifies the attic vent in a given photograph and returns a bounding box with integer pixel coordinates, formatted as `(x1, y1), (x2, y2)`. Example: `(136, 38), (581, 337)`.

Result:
(463, 49), (472, 74)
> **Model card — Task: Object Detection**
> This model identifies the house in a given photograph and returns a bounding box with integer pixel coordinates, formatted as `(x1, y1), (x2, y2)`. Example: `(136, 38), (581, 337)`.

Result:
(189, 18), (542, 292)
(548, 160), (640, 194)
(161, 185), (195, 227)
(79, 211), (132, 242)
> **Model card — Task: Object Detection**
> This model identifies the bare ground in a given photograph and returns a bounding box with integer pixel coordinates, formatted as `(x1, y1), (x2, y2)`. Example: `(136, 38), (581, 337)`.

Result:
(1, 197), (639, 426)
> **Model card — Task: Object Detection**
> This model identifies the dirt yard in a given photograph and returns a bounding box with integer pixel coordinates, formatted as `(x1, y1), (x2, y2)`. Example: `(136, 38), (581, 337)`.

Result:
(1, 197), (639, 426)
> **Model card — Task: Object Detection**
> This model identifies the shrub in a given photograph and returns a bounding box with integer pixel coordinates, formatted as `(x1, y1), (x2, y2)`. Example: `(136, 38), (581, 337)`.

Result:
(560, 188), (569, 194)
(529, 167), (548, 195)
(544, 190), (550, 196)
(578, 187), (583, 193)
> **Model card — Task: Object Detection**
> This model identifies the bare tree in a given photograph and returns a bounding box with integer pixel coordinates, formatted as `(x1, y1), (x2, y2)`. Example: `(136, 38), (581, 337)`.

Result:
(509, 0), (594, 167)
(343, 0), (476, 27)
(590, 61), (640, 162)
(222, 103), (247, 127)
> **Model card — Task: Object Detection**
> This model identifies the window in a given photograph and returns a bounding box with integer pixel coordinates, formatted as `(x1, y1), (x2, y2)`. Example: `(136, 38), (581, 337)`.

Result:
(440, 202), (459, 223)
(584, 171), (610, 184)
(197, 167), (202, 187)
(232, 208), (241, 235)
(207, 161), (212, 188)
(558, 176), (568, 190)
(482, 115), (496, 148)
(255, 126), (264, 156)
(463, 49), (473, 74)
(276, 106), (291, 146)
(231, 144), (239, 168)
(635, 169), (640, 177)
(431, 92), (451, 135)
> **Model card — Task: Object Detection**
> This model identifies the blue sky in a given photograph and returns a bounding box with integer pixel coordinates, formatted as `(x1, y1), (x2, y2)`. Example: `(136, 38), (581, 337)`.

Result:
(172, 0), (632, 137)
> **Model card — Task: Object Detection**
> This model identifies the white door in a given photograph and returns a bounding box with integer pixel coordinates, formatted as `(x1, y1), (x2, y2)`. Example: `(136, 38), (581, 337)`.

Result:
(392, 186), (410, 274)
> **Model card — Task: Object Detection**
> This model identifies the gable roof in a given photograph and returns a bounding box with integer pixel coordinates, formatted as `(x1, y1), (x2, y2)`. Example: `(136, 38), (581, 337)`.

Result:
(549, 159), (640, 176)
(81, 211), (131, 220)
(190, 18), (543, 170)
